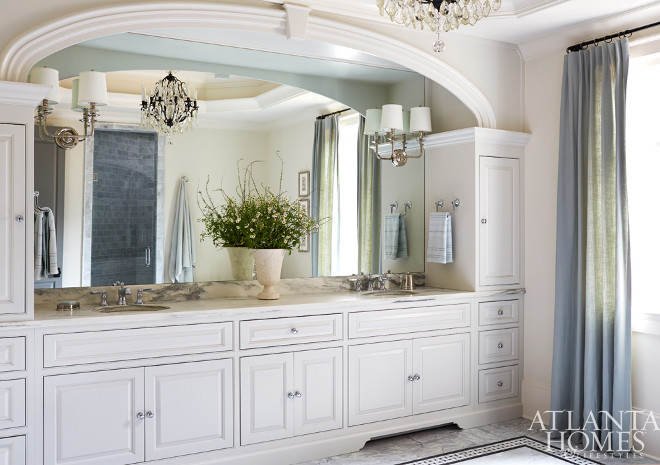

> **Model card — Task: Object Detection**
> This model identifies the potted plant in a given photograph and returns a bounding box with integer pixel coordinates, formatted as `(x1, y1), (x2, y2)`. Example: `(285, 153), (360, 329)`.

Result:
(197, 162), (259, 281)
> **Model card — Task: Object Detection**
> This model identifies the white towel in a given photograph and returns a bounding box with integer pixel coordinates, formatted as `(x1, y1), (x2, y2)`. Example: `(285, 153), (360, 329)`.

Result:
(384, 213), (408, 260)
(34, 211), (44, 280)
(169, 179), (196, 283)
(427, 212), (453, 264)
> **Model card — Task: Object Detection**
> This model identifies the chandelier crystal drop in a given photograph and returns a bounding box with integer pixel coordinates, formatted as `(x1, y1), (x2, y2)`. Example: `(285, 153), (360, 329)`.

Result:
(377, 0), (501, 34)
(140, 72), (199, 139)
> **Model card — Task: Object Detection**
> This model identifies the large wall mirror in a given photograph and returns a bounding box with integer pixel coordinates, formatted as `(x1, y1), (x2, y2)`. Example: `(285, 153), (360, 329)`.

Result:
(33, 30), (427, 288)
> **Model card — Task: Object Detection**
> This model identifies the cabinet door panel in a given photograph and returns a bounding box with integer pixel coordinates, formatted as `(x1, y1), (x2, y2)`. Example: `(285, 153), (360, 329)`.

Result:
(348, 341), (412, 426)
(479, 156), (520, 286)
(240, 353), (294, 445)
(0, 124), (26, 317)
(0, 436), (25, 465)
(0, 379), (25, 430)
(145, 359), (233, 461)
(43, 368), (144, 465)
(413, 334), (470, 414)
(293, 348), (342, 435)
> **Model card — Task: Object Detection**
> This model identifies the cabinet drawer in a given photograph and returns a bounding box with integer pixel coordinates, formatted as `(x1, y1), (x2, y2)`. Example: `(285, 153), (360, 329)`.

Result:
(478, 328), (518, 364)
(0, 338), (25, 373)
(0, 379), (25, 430)
(478, 300), (519, 326)
(479, 365), (519, 403)
(43, 323), (232, 367)
(0, 436), (25, 465)
(240, 314), (342, 349)
(349, 304), (470, 339)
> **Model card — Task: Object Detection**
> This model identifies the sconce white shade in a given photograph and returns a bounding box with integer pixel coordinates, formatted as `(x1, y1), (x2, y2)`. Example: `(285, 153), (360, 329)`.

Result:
(70, 79), (88, 112)
(364, 109), (382, 135)
(77, 71), (108, 106)
(380, 104), (403, 131)
(410, 106), (432, 132)
(29, 67), (60, 104)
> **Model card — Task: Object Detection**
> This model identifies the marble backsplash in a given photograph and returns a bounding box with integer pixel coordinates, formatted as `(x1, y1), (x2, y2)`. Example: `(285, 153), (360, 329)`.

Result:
(34, 274), (426, 307)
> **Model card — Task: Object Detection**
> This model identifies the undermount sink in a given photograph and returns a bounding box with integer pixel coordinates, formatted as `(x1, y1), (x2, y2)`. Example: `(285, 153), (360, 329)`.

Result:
(93, 304), (170, 313)
(359, 290), (418, 297)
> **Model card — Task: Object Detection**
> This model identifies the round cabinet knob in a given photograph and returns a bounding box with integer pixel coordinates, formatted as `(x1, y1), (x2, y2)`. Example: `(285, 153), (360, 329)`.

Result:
(136, 412), (145, 420)
(295, 391), (302, 398)
(288, 392), (295, 399)
(291, 328), (299, 334)
(408, 375), (415, 382)
(413, 374), (421, 381)
(497, 342), (504, 349)
(481, 218), (487, 224)
(497, 309), (504, 316)
(497, 381), (504, 387)
(16, 215), (24, 223)
(146, 411), (154, 419)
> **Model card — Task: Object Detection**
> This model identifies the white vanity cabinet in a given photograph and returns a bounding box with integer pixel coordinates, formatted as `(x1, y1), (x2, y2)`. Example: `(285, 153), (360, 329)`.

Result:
(43, 359), (233, 465)
(348, 333), (470, 426)
(424, 128), (530, 292)
(0, 124), (27, 320)
(240, 347), (342, 445)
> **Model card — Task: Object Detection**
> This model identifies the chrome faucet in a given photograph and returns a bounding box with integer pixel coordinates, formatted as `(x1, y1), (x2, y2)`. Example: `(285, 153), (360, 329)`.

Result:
(136, 288), (154, 305)
(366, 274), (394, 291)
(90, 289), (108, 306)
(113, 281), (132, 306)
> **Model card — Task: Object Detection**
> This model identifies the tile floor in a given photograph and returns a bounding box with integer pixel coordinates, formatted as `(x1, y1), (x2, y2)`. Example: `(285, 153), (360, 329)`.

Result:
(295, 418), (658, 465)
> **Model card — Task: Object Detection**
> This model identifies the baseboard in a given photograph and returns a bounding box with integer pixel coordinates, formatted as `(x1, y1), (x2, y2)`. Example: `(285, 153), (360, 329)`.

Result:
(521, 378), (551, 421)
(631, 407), (660, 461)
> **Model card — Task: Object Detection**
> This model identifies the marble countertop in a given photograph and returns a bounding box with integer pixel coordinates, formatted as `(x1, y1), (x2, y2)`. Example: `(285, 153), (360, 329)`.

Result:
(5, 287), (524, 329)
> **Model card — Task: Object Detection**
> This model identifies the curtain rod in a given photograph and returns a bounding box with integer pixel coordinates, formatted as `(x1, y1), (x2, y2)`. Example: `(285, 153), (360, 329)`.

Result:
(316, 108), (352, 120)
(567, 20), (660, 53)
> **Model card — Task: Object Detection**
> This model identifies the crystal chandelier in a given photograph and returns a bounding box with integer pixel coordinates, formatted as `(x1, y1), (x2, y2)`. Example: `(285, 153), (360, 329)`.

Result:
(377, 0), (502, 51)
(140, 72), (199, 139)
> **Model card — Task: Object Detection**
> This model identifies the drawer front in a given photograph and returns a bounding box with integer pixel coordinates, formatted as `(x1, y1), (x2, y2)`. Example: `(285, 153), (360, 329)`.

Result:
(240, 314), (342, 349)
(478, 328), (519, 365)
(0, 436), (25, 465)
(349, 304), (470, 339)
(478, 300), (519, 326)
(0, 379), (25, 431)
(43, 323), (232, 368)
(0, 338), (25, 373)
(479, 365), (519, 403)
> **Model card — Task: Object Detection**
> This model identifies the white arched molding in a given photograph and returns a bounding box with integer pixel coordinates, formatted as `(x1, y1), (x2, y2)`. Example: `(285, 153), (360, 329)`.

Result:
(0, 2), (496, 128)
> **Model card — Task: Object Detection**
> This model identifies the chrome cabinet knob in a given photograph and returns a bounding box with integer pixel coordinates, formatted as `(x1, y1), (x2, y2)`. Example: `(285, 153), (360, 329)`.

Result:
(413, 374), (421, 381)
(288, 392), (295, 399)
(16, 215), (24, 223)
(497, 342), (504, 349)
(497, 381), (504, 387)
(291, 328), (299, 334)
(408, 375), (415, 382)
(295, 391), (302, 398)
(497, 309), (504, 316)
(146, 411), (154, 418)
(481, 218), (487, 224)
(136, 412), (145, 420)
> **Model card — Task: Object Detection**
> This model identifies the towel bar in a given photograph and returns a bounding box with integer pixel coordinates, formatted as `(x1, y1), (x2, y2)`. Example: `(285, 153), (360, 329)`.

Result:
(435, 198), (460, 214)
(390, 202), (398, 214)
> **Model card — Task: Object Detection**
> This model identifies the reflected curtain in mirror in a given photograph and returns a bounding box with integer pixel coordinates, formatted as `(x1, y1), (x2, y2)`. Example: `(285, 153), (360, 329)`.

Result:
(311, 115), (339, 277)
(357, 116), (381, 275)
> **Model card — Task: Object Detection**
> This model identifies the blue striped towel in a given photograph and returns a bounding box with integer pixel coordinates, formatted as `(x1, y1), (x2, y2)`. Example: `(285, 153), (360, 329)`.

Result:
(427, 212), (453, 264)
(384, 213), (408, 260)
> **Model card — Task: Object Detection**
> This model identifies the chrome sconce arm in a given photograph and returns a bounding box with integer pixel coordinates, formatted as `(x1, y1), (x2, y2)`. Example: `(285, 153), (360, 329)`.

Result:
(372, 129), (427, 167)
(35, 99), (99, 150)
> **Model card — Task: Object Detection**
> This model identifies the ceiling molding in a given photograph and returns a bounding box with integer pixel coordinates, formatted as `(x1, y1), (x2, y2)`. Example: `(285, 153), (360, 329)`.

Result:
(0, 2), (497, 129)
(425, 127), (530, 148)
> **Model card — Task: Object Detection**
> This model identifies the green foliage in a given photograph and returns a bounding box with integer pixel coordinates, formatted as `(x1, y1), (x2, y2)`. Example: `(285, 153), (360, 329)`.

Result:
(197, 157), (320, 251)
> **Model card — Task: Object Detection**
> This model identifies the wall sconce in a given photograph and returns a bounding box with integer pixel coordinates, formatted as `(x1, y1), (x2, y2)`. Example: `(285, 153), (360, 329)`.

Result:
(364, 105), (432, 167)
(29, 67), (108, 150)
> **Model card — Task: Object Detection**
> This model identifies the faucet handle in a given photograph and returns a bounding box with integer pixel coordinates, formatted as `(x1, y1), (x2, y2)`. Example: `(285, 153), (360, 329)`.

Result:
(347, 278), (362, 292)
(90, 290), (108, 306)
(113, 281), (124, 288)
(136, 288), (154, 305)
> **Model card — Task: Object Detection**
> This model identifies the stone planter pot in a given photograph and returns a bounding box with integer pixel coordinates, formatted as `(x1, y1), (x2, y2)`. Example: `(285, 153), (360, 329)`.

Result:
(253, 249), (286, 300)
(226, 247), (254, 281)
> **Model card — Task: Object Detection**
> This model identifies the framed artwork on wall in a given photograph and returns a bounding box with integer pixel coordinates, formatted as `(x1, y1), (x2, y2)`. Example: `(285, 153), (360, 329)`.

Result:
(298, 197), (310, 216)
(298, 197), (310, 252)
(298, 171), (310, 197)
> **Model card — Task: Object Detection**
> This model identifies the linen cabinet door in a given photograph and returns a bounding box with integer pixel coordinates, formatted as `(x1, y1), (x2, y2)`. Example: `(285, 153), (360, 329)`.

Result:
(43, 368), (145, 465)
(412, 333), (470, 414)
(0, 124), (26, 318)
(144, 359), (233, 461)
(479, 156), (520, 286)
(293, 348), (342, 435)
(240, 353), (294, 445)
(348, 340), (413, 426)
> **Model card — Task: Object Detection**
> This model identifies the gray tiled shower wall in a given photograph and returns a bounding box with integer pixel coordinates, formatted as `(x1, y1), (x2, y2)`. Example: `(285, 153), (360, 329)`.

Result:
(90, 130), (158, 287)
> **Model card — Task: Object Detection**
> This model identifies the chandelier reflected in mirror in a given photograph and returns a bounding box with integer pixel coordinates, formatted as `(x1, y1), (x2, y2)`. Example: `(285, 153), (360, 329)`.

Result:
(140, 72), (199, 139)
(377, 0), (502, 51)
